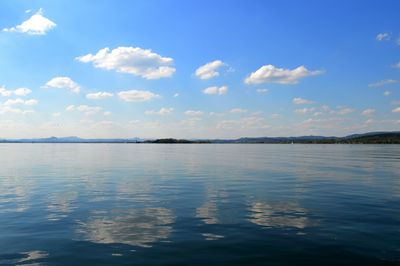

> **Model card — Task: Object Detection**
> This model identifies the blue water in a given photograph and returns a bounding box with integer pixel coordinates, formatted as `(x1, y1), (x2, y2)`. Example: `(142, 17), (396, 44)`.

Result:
(0, 144), (399, 265)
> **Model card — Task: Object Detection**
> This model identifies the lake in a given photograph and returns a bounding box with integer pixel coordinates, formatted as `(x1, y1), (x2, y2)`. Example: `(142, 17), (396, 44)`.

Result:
(0, 144), (399, 265)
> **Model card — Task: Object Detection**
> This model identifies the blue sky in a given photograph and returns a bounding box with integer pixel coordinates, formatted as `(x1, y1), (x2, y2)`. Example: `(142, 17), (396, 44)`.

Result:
(0, 0), (399, 138)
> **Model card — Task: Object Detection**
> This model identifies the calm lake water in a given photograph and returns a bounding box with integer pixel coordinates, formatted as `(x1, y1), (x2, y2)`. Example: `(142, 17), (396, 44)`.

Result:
(0, 144), (399, 265)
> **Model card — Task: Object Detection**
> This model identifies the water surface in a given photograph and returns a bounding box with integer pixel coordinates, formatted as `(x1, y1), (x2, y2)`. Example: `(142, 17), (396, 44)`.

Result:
(0, 144), (399, 265)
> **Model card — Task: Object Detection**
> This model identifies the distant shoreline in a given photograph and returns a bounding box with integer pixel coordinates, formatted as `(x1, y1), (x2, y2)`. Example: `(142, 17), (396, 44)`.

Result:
(1, 131), (400, 144)
(1, 142), (399, 144)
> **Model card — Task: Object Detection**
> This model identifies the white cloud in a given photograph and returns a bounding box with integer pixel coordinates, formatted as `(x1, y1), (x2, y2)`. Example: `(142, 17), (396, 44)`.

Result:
(336, 107), (355, 115)
(3, 8), (56, 35)
(256, 88), (268, 94)
(244, 65), (323, 85)
(145, 107), (173, 115)
(217, 115), (269, 130)
(118, 90), (160, 102)
(0, 106), (34, 115)
(76, 47), (175, 79)
(66, 105), (102, 115)
(52, 112), (61, 117)
(376, 32), (390, 41)
(384, 91), (391, 96)
(103, 111), (111, 116)
(392, 107), (400, 113)
(14, 87), (32, 96)
(230, 108), (248, 114)
(202, 85), (228, 95)
(173, 93), (179, 98)
(44, 77), (80, 93)
(292, 97), (315, 105)
(24, 99), (38, 106)
(271, 113), (281, 118)
(4, 98), (38, 106)
(0, 98), (37, 116)
(86, 91), (114, 100)
(0, 86), (33, 97)
(361, 108), (375, 116)
(209, 112), (224, 117)
(321, 105), (330, 111)
(0, 87), (13, 97)
(185, 110), (203, 116)
(295, 107), (315, 115)
(195, 60), (225, 80)
(368, 79), (398, 88)
(391, 61), (400, 68)
(66, 105), (75, 111)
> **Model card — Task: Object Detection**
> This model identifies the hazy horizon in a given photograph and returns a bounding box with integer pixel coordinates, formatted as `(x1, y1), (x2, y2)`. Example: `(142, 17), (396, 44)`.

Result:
(1, 1), (399, 139)
(2, 130), (400, 141)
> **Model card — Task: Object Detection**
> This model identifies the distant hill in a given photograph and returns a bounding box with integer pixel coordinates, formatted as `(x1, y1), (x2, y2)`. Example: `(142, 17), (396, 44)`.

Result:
(0, 136), (144, 143)
(339, 132), (400, 144)
(0, 132), (399, 144)
(209, 132), (400, 144)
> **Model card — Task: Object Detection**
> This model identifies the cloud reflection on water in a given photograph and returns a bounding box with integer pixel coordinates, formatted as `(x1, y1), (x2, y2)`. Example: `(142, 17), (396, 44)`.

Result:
(196, 201), (219, 225)
(0, 176), (33, 213)
(17, 250), (49, 265)
(46, 191), (78, 221)
(248, 202), (310, 229)
(76, 208), (175, 247)
(0, 250), (49, 266)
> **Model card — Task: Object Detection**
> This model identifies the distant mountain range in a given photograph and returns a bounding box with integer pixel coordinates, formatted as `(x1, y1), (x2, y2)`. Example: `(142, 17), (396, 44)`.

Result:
(209, 132), (400, 144)
(0, 136), (144, 143)
(1, 131), (400, 144)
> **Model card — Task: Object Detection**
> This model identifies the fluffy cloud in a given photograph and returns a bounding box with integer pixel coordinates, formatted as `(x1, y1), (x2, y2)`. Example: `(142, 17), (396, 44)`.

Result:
(0, 106), (34, 115)
(384, 91), (391, 96)
(376, 32), (390, 41)
(66, 105), (102, 116)
(245, 65), (323, 85)
(292, 97), (315, 105)
(256, 88), (268, 94)
(118, 90), (160, 102)
(195, 60), (225, 80)
(3, 9), (56, 35)
(361, 108), (375, 116)
(14, 87), (32, 96)
(4, 98), (38, 106)
(0, 87), (13, 97)
(202, 86), (228, 95)
(392, 107), (400, 113)
(368, 79), (398, 88)
(230, 108), (248, 114)
(44, 77), (80, 93)
(86, 91), (114, 100)
(0, 86), (32, 97)
(145, 107), (173, 115)
(173, 93), (179, 98)
(185, 110), (204, 116)
(336, 107), (355, 115)
(76, 47), (175, 79)
(295, 107), (315, 115)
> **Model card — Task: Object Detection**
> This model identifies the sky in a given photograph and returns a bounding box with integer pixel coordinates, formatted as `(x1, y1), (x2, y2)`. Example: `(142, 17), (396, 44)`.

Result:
(0, 0), (399, 139)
